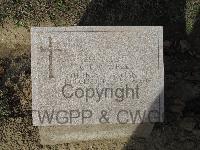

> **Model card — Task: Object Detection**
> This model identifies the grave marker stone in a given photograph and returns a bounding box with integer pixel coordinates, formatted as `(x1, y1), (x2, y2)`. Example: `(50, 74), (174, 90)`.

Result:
(31, 26), (164, 145)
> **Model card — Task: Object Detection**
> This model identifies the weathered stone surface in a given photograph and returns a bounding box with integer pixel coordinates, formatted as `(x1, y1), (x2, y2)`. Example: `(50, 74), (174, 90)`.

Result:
(31, 26), (164, 144)
(31, 26), (164, 126)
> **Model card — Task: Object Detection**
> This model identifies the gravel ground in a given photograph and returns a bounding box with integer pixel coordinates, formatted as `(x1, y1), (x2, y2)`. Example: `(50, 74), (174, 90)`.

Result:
(1, 39), (200, 149)
(0, 0), (200, 149)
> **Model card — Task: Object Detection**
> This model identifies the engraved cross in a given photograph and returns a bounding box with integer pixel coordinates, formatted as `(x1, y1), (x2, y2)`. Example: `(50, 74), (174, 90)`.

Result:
(40, 37), (61, 79)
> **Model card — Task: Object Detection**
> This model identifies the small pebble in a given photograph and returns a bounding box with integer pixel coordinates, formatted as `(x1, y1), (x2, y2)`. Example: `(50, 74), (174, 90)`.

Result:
(179, 117), (196, 131)
(164, 40), (172, 49)
(169, 104), (184, 113)
(180, 40), (191, 53)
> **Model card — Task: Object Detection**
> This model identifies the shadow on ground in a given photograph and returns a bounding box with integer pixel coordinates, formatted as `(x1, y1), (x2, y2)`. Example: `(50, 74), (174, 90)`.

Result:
(78, 0), (200, 149)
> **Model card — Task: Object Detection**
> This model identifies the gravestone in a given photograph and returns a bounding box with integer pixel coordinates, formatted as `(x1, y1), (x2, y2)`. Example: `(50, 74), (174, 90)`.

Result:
(31, 26), (164, 145)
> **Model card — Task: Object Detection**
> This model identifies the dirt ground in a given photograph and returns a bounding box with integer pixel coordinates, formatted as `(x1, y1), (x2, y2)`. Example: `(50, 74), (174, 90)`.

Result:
(0, 0), (200, 150)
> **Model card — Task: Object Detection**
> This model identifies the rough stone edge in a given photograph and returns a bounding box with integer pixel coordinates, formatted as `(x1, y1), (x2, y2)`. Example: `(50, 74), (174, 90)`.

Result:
(39, 123), (154, 145)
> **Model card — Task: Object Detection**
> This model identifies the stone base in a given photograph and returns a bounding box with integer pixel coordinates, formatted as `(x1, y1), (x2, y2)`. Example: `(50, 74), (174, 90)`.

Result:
(39, 123), (154, 145)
